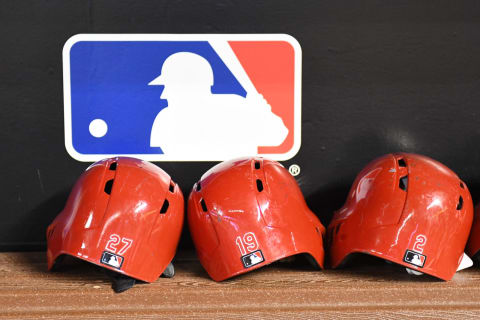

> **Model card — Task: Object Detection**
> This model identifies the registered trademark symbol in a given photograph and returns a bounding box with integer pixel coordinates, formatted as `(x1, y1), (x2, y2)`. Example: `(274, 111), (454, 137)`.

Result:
(288, 164), (301, 176)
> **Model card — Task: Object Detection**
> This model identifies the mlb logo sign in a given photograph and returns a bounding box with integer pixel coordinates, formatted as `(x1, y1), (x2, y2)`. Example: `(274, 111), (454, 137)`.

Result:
(63, 34), (301, 161)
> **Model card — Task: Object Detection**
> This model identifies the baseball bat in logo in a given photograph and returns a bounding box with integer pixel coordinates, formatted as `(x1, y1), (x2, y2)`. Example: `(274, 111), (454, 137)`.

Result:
(63, 34), (301, 162)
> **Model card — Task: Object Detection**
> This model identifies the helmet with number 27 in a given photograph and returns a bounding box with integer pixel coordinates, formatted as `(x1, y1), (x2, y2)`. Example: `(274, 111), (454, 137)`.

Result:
(47, 157), (184, 292)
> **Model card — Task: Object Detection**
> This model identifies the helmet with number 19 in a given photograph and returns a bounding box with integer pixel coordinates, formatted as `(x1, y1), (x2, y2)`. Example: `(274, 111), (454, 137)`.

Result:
(46, 157), (184, 292)
(188, 157), (325, 281)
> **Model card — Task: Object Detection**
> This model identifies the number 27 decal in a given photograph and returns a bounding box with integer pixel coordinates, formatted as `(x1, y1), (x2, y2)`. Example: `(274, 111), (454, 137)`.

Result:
(105, 234), (133, 255)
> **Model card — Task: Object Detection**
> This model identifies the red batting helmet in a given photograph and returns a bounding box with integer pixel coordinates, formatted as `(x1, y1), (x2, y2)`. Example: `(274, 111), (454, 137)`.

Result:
(328, 153), (473, 280)
(188, 157), (325, 281)
(47, 157), (184, 292)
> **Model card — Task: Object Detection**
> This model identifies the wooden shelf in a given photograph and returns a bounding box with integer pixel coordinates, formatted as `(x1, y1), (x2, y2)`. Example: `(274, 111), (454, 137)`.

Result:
(1, 252), (480, 319)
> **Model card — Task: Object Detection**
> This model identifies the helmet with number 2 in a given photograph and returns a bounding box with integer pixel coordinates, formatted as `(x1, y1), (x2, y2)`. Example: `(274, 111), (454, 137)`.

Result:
(47, 157), (184, 292)
(328, 153), (473, 280)
(188, 157), (325, 281)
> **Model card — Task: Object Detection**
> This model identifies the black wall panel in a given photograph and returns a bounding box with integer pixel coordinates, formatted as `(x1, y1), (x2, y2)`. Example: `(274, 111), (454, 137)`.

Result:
(0, 0), (479, 250)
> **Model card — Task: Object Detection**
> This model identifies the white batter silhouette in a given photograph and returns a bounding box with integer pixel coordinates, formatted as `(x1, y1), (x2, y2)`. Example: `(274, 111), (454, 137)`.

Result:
(108, 255), (120, 268)
(411, 254), (422, 266)
(148, 52), (288, 158)
(248, 252), (263, 265)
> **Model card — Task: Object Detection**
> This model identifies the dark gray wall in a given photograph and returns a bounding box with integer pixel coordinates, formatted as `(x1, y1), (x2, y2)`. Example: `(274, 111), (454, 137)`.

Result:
(1, 0), (479, 250)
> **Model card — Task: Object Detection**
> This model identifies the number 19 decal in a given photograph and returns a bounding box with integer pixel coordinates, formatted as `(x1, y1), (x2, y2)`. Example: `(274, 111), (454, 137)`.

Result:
(235, 232), (259, 256)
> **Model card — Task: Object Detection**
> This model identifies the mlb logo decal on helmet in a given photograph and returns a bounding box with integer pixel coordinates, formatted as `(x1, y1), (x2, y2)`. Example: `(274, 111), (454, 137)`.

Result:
(63, 34), (301, 162)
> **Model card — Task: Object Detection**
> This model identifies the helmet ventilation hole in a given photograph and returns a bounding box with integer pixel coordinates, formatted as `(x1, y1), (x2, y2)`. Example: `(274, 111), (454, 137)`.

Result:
(109, 162), (117, 170)
(399, 176), (408, 191)
(457, 196), (463, 210)
(398, 159), (406, 167)
(47, 226), (56, 239)
(196, 182), (201, 192)
(169, 182), (175, 193)
(200, 199), (208, 212)
(460, 182), (465, 189)
(335, 223), (341, 235)
(160, 199), (169, 214)
(254, 161), (261, 169)
(256, 179), (264, 192)
(104, 179), (114, 195)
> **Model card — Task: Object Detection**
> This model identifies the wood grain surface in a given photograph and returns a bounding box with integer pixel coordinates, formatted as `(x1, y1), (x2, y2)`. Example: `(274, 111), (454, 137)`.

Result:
(1, 252), (480, 319)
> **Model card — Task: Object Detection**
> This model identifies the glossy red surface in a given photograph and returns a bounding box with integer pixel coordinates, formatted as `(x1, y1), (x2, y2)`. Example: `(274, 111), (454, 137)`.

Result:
(466, 205), (480, 258)
(328, 153), (473, 280)
(188, 157), (325, 281)
(47, 157), (184, 283)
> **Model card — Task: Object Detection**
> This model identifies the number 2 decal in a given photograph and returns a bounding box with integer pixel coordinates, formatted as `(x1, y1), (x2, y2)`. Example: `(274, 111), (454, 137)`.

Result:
(235, 232), (259, 256)
(413, 234), (427, 254)
(105, 234), (133, 255)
